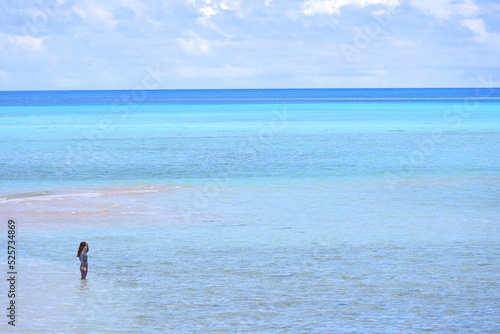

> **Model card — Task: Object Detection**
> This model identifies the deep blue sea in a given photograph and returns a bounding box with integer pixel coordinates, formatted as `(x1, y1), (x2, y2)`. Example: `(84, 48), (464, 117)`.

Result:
(0, 89), (499, 333)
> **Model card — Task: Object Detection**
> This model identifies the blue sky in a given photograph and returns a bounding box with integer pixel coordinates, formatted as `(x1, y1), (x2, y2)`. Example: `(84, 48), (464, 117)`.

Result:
(1, 0), (499, 90)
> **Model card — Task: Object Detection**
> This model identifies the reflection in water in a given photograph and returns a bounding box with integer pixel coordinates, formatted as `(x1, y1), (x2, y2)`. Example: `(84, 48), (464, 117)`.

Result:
(78, 278), (89, 292)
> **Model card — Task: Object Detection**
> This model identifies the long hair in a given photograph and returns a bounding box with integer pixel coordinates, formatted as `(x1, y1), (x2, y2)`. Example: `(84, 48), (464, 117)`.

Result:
(77, 241), (87, 257)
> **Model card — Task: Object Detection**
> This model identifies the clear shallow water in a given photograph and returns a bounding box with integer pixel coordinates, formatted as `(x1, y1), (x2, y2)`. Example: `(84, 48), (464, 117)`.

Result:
(0, 88), (499, 333)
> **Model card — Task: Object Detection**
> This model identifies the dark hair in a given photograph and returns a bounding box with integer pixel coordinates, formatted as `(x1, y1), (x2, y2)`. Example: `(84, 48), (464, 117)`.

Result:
(77, 241), (87, 257)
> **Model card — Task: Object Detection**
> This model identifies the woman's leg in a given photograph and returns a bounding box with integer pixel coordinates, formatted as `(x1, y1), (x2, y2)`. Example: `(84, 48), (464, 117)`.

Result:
(80, 263), (88, 279)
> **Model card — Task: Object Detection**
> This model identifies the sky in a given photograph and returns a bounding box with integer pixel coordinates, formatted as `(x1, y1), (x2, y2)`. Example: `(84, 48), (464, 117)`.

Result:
(0, 0), (499, 90)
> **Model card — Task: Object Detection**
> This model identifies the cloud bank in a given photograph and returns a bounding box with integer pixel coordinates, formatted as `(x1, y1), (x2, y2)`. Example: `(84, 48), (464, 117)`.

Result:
(0, 0), (498, 89)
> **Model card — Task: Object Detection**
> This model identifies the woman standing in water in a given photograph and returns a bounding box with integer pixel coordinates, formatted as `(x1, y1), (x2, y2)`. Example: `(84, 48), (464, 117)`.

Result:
(77, 242), (89, 279)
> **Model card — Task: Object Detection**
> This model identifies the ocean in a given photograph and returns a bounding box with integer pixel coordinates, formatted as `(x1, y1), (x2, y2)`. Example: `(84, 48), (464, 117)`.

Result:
(0, 88), (499, 333)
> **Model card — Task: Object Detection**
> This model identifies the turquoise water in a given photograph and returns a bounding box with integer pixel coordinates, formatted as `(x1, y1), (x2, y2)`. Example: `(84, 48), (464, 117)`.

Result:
(0, 89), (499, 333)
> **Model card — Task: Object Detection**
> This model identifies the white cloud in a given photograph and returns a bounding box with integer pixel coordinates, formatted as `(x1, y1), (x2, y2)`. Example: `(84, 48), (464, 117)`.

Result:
(200, 6), (218, 18)
(409, 0), (499, 49)
(8, 35), (47, 53)
(409, 0), (478, 20)
(302, 0), (400, 15)
(371, 9), (387, 15)
(177, 31), (211, 56)
(187, 0), (247, 36)
(189, 0), (246, 17)
(461, 19), (500, 49)
(73, 1), (117, 28)
(1, 0), (499, 90)
(461, 19), (485, 40)
(119, 0), (148, 17)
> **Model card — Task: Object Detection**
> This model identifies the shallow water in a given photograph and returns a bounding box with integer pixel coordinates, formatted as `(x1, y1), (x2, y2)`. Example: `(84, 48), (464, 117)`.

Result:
(9, 226), (500, 333)
(0, 89), (499, 333)
(1, 178), (498, 333)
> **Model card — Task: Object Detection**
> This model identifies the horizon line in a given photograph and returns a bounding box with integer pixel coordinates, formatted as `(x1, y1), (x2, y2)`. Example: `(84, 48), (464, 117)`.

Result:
(1, 87), (499, 93)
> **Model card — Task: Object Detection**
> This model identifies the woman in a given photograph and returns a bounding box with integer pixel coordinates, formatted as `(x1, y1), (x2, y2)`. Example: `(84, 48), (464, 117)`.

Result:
(77, 241), (89, 279)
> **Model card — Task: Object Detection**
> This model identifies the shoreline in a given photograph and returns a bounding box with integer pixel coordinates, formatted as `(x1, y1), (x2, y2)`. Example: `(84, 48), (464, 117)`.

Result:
(0, 184), (184, 205)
